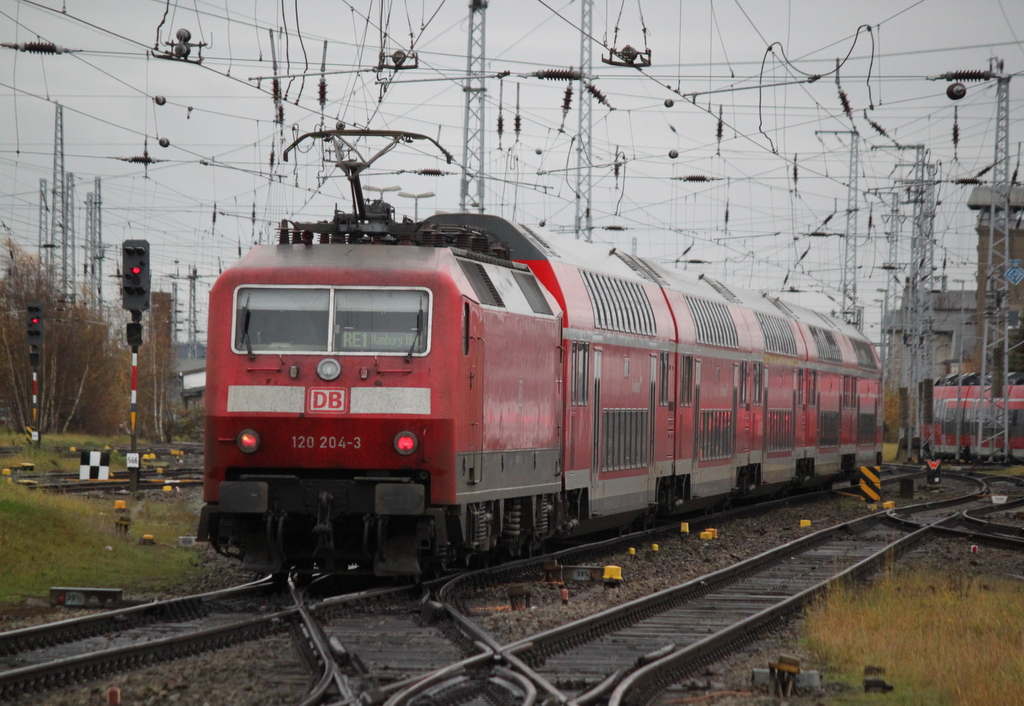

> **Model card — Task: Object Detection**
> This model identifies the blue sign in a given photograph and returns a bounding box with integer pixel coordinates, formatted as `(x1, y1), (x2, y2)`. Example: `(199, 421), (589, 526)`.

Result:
(1006, 266), (1024, 285)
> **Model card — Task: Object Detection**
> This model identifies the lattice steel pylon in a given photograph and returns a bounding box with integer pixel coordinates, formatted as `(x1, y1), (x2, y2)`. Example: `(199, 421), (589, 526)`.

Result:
(841, 134), (860, 328)
(84, 191), (94, 303)
(574, 0), (593, 242)
(459, 0), (487, 214)
(83, 177), (104, 306)
(49, 104), (65, 278)
(977, 59), (1012, 460)
(877, 186), (903, 383)
(903, 146), (938, 460)
(93, 178), (103, 303)
(818, 130), (861, 327)
(37, 178), (48, 261)
(64, 173), (76, 304)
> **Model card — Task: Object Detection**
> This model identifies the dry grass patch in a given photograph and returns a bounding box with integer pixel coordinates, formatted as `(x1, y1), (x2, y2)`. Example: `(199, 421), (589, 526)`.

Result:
(805, 570), (1024, 705)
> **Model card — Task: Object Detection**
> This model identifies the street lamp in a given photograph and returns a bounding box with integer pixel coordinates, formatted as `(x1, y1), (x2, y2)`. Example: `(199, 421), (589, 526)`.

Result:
(398, 191), (435, 221)
(362, 184), (401, 201)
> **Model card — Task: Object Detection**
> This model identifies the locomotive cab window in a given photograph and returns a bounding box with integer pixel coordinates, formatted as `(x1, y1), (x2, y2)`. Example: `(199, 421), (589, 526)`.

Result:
(235, 287), (330, 352)
(233, 286), (430, 355)
(334, 289), (430, 354)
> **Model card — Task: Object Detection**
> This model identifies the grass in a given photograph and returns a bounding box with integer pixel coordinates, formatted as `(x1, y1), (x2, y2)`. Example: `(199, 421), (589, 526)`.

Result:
(804, 570), (1024, 705)
(0, 481), (202, 604)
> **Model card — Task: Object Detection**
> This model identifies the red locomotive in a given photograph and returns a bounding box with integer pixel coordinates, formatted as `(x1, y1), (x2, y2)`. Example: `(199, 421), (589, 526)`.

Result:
(198, 130), (882, 576)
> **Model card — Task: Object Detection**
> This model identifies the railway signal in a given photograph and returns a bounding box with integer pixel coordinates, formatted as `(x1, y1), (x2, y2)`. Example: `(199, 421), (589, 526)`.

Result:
(25, 302), (42, 447)
(121, 238), (150, 493)
(26, 302), (44, 346)
(121, 240), (151, 312)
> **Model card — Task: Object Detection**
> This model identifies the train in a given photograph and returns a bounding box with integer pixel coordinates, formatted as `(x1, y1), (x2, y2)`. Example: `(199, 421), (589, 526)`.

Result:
(930, 372), (1024, 460)
(197, 129), (882, 576)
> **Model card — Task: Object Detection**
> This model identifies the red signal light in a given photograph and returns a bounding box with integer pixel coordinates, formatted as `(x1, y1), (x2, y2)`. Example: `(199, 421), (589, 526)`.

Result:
(30, 318), (39, 324)
(131, 266), (142, 275)
(394, 432), (418, 455)
(237, 429), (261, 453)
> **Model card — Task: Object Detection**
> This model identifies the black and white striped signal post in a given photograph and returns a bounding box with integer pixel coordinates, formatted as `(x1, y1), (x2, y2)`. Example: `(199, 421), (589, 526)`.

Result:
(122, 240), (150, 493)
(26, 302), (43, 448)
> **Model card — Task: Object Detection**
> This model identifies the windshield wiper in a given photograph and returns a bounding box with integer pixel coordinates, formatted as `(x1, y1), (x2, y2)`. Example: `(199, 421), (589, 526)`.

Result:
(241, 294), (255, 360)
(405, 305), (424, 363)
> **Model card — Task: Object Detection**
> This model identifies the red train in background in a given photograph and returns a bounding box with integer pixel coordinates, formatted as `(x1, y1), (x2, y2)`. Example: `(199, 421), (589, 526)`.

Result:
(930, 373), (1024, 460)
(197, 130), (882, 576)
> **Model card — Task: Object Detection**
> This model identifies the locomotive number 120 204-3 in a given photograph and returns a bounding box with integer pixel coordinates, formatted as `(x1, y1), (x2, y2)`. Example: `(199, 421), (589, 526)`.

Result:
(292, 435), (361, 449)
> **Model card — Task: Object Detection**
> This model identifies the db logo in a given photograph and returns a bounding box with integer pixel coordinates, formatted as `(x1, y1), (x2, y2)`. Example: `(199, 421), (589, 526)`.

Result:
(307, 388), (347, 413)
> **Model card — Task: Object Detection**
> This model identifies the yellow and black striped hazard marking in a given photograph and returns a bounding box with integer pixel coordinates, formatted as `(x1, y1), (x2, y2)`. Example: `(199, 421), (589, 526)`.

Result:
(857, 465), (882, 502)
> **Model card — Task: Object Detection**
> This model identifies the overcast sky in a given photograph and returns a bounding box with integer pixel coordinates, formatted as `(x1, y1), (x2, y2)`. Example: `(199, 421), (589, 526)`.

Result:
(2, 0), (1023, 345)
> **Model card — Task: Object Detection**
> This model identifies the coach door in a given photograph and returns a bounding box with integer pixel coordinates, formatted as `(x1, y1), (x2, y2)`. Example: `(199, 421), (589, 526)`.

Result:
(467, 303), (484, 485)
(591, 348), (602, 481)
(649, 355), (658, 495)
(692, 359), (701, 473)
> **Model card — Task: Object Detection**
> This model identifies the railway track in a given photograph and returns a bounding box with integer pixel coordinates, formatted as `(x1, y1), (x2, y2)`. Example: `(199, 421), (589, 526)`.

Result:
(399, 471), (1023, 706)
(0, 578), (289, 701)
(3, 467), (1019, 705)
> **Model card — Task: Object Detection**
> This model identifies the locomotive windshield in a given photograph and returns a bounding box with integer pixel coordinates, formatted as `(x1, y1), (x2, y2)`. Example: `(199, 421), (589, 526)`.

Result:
(334, 289), (428, 354)
(233, 286), (429, 355)
(234, 287), (330, 351)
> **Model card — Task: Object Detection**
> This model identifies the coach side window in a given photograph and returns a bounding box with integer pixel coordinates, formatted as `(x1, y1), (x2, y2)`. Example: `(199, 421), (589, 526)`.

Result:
(809, 370), (817, 407)
(739, 361), (748, 406)
(752, 362), (763, 404)
(680, 354), (694, 406)
(572, 342), (590, 406)
(659, 351), (670, 406)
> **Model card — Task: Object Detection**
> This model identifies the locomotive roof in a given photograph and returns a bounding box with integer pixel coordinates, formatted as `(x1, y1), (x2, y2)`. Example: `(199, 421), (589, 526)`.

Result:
(425, 213), (868, 343)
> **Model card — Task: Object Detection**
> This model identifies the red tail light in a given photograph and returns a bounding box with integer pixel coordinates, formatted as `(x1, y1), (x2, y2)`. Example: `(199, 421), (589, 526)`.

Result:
(394, 431), (418, 455)
(237, 429), (261, 453)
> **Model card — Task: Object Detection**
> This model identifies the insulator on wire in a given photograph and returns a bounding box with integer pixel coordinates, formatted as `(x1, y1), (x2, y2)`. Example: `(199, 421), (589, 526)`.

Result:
(952, 106), (960, 161)
(212, 203), (217, 227)
(793, 154), (799, 192)
(497, 114), (504, 137)
(1, 41), (69, 54)
(1013, 165), (1019, 185)
(976, 163), (994, 179)
(955, 177), (982, 185)
(716, 106), (724, 154)
(586, 83), (611, 107)
(277, 104), (284, 125)
(558, 85), (573, 132)
(838, 89), (852, 118)
(318, 80), (327, 109)
(269, 148), (276, 171)
(534, 69), (583, 80)
(863, 110), (890, 139)
(938, 70), (993, 82)
(514, 83), (522, 140)
(272, 78), (282, 102)
(672, 175), (716, 182)
(416, 169), (447, 176)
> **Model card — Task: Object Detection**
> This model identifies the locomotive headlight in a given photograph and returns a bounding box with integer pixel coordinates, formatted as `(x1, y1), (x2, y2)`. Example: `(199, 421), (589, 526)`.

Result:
(237, 429), (261, 453)
(394, 431), (418, 455)
(317, 358), (341, 381)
